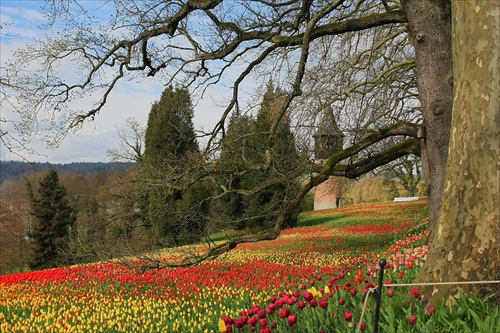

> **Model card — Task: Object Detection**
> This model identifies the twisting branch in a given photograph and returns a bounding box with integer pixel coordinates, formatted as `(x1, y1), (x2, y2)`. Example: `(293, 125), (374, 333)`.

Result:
(131, 121), (420, 272)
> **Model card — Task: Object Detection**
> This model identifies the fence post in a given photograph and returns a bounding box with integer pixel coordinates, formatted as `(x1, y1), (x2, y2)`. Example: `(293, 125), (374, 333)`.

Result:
(374, 258), (386, 333)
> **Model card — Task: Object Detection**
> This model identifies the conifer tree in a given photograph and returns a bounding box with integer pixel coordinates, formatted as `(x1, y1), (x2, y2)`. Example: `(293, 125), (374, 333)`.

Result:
(144, 85), (197, 169)
(26, 168), (77, 270)
(243, 82), (301, 228)
(214, 82), (302, 230)
(144, 85), (200, 245)
(212, 113), (252, 229)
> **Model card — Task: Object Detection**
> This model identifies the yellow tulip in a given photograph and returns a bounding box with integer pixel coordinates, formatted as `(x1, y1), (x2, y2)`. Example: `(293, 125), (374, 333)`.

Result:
(218, 319), (226, 333)
(324, 285), (331, 294)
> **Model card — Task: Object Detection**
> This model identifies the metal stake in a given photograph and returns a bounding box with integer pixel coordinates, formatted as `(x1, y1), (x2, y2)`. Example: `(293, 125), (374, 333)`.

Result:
(374, 258), (386, 333)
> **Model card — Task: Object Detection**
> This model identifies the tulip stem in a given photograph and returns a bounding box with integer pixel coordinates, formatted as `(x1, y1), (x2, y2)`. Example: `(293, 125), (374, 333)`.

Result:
(374, 259), (386, 333)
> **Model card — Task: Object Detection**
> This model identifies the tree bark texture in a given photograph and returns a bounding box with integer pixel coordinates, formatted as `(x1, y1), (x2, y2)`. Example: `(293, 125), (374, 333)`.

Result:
(415, 0), (500, 307)
(401, 0), (453, 233)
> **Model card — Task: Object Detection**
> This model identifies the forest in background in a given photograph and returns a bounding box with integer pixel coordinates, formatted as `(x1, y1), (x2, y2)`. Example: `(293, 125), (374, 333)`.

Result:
(0, 161), (133, 186)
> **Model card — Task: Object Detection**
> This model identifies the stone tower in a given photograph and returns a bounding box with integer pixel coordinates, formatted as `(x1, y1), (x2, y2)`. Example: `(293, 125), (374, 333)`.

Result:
(313, 105), (345, 210)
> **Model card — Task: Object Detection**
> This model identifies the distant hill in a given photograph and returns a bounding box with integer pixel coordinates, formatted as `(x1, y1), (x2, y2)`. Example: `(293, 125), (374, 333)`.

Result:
(0, 160), (134, 184)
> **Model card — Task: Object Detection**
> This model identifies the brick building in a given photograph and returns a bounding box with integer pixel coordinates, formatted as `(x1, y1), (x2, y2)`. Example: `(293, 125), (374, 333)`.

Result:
(313, 105), (345, 210)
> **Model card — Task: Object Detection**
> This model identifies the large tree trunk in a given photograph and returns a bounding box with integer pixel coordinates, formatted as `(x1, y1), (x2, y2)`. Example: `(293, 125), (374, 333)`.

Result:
(401, 0), (453, 233)
(414, 0), (500, 307)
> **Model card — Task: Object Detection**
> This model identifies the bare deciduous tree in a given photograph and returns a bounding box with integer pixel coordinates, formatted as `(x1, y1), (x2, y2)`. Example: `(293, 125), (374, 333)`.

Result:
(107, 117), (146, 163)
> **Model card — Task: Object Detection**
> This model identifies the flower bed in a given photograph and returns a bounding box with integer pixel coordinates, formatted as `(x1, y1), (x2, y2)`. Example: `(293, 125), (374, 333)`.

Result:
(1, 199), (498, 332)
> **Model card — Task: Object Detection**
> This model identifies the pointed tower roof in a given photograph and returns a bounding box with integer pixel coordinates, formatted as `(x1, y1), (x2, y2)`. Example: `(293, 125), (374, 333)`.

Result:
(313, 105), (344, 138)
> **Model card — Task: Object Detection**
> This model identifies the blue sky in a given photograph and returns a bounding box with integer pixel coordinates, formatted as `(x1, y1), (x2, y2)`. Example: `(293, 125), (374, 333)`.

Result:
(0, 0), (225, 163)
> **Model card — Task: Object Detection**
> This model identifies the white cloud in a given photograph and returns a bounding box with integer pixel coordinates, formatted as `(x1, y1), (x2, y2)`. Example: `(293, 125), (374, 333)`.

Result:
(1, 2), (227, 163)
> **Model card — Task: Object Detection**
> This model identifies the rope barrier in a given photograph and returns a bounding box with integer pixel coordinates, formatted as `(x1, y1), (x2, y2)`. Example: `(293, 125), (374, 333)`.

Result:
(384, 280), (500, 287)
(358, 287), (377, 333)
(355, 259), (500, 333)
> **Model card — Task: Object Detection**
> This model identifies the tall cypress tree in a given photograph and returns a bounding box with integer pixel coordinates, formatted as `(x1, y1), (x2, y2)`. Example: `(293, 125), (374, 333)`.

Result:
(212, 113), (252, 229)
(144, 85), (197, 169)
(144, 85), (200, 245)
(242, 82), (301, 228)
(214, 81), (301, 230)
(26, 168), (77, 270)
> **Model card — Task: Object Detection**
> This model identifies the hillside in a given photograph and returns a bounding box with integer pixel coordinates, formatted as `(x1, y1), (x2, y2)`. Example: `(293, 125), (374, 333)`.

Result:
(0, 160), (134, 184)
(2, 199), (497, 333)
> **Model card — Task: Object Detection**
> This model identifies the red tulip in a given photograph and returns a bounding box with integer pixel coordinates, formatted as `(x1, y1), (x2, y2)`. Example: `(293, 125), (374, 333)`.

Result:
(387, 289), (395, 297)
(257, 310), (266, 318)
(270, 322), (277, 329)
(319, 300), (328, 308)
(359, 321), (367, 331)
(310, 298), (318, 307)
(287, 314), (297, 325)
(411, 289), (420, 298)
(266, 304), (276, 314)
(260, 327), (270, 333)
(408, 315), (417, 325)
(350, 289), (357, 296)
(297, 301), (307, 309)
(339, 298), (345, 305)
(303, 291), (313, 301)
(259, 318), (267, 327)
(344, 311), (353, 321)
(278, 308), (290, 318)
(427, 307), (435, 315)
(234, 319), (245, 329)
(247, 316), (258, 326)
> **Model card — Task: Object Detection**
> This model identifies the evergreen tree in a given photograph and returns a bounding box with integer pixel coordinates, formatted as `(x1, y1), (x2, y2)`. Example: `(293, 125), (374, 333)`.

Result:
(213, 82), (302, 230)
(144, 85), (198, 169)
(212, 113), (252, 229)
(243, 82), (301, 228)
(26, 168), (77, 270)
(144, 85), (201, 246)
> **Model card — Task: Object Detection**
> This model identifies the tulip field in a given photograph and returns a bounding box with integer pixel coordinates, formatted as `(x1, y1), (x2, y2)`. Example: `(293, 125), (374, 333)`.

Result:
(1, 199), (499, 332)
